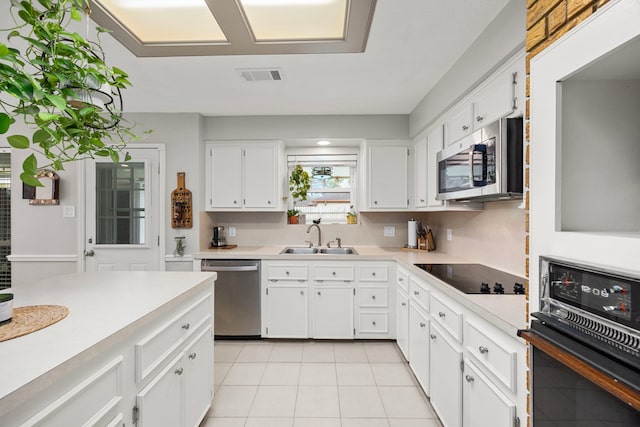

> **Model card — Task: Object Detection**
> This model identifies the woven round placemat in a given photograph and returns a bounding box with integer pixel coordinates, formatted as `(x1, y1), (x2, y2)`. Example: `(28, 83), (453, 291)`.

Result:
(0, 305), (69, 342)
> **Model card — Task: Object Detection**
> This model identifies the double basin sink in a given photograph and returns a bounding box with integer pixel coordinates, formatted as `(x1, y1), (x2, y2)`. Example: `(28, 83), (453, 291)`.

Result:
(280, 247), (358, 255)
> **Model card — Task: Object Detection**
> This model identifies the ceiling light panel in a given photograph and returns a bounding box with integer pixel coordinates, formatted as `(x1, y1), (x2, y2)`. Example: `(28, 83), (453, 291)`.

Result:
(97, 0), (227, 43)
(239, 0), (347, 41)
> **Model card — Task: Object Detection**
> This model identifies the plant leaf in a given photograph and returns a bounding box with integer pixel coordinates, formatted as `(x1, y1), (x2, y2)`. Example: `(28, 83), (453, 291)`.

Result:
(109, 150), (120, 164)
(0, 44), (8, 56)
(22, 153), (38, 175)
(37, 112), (60, 121)
(70, 7), (82, 21)
(32, 129), (52, 144)
(0, 113), (11, 134)
(20, 172), (43, 187)
(7, 134), (30, 149)
(45, 93), (67, 110)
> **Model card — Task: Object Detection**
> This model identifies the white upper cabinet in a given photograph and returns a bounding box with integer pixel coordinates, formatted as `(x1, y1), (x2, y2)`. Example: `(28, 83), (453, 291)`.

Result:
(426, 126), (444, 208)
(473, 71), (515, 128)
(413, 136), (428, 208)
(443, 52), (524, 147)
(446, 103), (474, 146)
(364, 142), (410, 210)
(206, 141), (284, 211)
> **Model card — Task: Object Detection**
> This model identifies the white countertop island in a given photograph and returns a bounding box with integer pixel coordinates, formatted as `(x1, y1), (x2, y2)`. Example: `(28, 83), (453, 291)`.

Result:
(0, 271), (216, 422)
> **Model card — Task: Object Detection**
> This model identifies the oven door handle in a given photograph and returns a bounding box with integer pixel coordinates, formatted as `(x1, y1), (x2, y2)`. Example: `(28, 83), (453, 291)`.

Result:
(201, 265), (258, 272)
(468, 144), (487, 187)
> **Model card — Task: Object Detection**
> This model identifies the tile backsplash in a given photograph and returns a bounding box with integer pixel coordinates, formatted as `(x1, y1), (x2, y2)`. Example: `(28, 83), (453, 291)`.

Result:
(200, 200), (525, 276)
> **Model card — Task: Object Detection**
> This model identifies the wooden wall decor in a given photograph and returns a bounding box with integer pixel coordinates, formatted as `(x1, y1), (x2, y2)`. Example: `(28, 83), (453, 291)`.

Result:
(171, 172), (192, 228)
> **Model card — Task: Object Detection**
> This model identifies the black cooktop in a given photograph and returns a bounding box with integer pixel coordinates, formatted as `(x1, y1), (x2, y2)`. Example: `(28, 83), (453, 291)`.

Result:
(414, 263), (526, 295)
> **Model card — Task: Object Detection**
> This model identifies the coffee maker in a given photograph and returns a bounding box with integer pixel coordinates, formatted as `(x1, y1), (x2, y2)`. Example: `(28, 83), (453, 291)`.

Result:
(211, 226), (227, 247)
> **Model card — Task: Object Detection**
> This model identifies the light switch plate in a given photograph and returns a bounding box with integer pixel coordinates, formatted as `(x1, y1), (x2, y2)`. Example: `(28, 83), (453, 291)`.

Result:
(228, 226), (236, 237)
(446, 228), (452, 241)
(384, 226), (395, 237)
(63, 205), (75, 218)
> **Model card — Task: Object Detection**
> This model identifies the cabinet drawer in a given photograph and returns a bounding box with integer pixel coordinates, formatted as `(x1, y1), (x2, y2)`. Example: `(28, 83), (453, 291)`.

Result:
(430, 292), (463, 342)
(358, 312), (389, 334)
(135, 292), (213, 383)
(21, 357), (123, 427)
(267, 264), (309, 281)
(314, 265), (355, 282)
(358, 286), (388, 308)
(465, 320), (517, 392)
(358, 265), (389, 282)
(409, 277), (429, 312)
(397, 268), (409, 292)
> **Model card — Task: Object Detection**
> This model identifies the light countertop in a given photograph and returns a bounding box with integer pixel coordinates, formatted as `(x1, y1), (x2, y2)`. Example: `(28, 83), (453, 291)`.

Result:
(193, 246), (528, 336)
(0, 271), (216, 407)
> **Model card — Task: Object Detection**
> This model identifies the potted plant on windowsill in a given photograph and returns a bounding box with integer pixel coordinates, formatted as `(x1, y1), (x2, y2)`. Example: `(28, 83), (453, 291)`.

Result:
(287, 208), (300, 224)
(347, 210), (358, 224)
(288, 164), (310, 224)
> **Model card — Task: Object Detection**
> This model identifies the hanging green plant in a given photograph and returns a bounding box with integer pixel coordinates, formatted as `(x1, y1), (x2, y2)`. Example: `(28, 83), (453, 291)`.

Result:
(0, 0), (148, 186)
(289, 164), (310, 203)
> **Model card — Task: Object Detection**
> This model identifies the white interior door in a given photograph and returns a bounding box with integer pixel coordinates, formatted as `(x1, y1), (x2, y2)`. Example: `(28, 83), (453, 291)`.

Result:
(84, 147), (161, 272)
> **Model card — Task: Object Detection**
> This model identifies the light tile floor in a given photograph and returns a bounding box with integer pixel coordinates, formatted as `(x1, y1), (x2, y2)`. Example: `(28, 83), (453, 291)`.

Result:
(201, 340), (443, 427)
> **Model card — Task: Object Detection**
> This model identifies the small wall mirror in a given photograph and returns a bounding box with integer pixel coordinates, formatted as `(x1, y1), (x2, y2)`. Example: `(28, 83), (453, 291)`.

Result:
(22, 170), (60, 205)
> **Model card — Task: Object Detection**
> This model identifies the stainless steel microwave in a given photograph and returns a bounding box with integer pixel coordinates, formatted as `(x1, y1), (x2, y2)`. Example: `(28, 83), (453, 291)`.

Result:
(436, 117), (523, 201)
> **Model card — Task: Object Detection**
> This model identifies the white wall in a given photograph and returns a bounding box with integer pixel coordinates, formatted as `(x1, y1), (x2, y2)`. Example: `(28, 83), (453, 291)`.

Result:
(409, 0), (525, 137)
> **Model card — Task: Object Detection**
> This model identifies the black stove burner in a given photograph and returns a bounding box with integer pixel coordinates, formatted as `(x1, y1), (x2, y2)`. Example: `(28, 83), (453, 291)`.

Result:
(413, 263), (526, 295)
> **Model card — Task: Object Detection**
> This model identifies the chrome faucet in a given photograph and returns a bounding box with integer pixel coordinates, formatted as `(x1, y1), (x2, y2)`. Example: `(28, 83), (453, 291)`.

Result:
(306, 223), (321, 247)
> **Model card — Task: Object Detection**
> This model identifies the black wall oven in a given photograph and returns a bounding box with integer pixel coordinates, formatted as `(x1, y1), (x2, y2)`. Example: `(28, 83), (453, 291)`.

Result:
(519, 257), (640, 426)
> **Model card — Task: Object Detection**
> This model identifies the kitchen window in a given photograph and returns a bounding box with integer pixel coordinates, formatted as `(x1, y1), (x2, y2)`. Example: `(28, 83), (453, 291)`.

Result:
(288, 154), (357, 224)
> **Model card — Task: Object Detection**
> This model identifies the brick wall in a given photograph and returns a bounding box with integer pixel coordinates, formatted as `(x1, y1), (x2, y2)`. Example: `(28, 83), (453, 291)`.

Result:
(524, 1), (611, 426)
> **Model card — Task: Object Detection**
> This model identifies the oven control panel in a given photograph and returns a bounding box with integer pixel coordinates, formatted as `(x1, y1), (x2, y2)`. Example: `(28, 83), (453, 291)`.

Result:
(541, 257), (640, 333)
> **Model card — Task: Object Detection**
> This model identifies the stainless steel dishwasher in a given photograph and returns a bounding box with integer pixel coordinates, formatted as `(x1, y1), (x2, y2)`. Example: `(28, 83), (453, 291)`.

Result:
(201, 259), (261, 338)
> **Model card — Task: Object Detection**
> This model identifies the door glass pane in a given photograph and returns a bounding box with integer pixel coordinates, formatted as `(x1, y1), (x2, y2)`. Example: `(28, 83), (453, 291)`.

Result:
(96, 162), (146, 245)
(0, 152), (10, 289)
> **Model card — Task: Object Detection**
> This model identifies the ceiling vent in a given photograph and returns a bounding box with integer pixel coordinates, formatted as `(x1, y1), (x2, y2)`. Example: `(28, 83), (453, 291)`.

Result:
(237, 68), (283, 82)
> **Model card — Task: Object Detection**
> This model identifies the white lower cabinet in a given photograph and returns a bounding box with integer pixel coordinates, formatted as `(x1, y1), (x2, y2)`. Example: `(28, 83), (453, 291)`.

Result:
(409, 303), (430, 394)
(137, 353), (182, 427)
(137, 325), (214, 427)
(430, 322), (462, 427)
(262, 260), (392, 340)
(396, 289), (410, 360)
(463, 359), (516, 427)
(312, 286), (353, 339)
(265, 285), (309, 338)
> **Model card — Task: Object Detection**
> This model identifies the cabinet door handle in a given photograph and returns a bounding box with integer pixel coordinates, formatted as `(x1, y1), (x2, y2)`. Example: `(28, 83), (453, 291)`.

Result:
(300, 290), (305, 296)
(189, 352), (197, 360)
(476, 115), (484, 122)
(371, 295), (376, 300)
(332, 271), (336, 276)
(419, 322), (426, 328)
(401, 302), (407, 306)
(399, 278), (403, 282)
(430, 334), (437, 340)
(414, 291), (419, 296)
(182, 323), (191, 330)
(372, 321), (377, 326)
(233, 200), (237, 204)
(175, 368), (184, 375)
(465, 374), (474, 383)
(438, 312), (446, 318)
(317, 291), (321, 296)
(479, 346), (489, 355)
(285, 271), (290, 275)
(268, 200), (271, 204)
(462, 125), (469, 131)
(374, 200), (378, 204)
(372, 272), (376, 276)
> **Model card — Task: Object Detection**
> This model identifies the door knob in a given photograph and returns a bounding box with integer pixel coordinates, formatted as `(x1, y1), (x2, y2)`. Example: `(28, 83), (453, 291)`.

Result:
(84, 249), (95, 257)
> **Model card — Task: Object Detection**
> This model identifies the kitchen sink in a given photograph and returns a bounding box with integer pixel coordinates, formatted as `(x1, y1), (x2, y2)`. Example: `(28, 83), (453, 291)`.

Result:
(279, 247), (358, 255)
(279, 247), (319, 254)
(318, 247), (358, 255)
